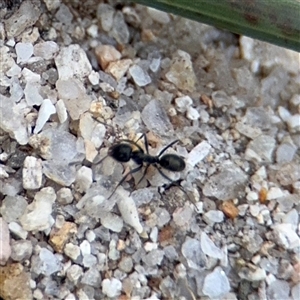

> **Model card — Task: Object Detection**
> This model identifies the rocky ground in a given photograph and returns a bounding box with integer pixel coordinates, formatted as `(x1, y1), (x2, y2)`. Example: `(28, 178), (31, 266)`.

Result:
(0, 0), (299, 299)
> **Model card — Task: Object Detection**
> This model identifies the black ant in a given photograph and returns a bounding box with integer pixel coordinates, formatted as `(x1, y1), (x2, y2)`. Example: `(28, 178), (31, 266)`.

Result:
(99, 133), (189, 201)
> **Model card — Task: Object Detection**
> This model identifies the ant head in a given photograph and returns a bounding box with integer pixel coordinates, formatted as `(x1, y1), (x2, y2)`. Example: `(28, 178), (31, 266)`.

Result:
(159, 154), (186, 172)
(108, 143), (132, 163)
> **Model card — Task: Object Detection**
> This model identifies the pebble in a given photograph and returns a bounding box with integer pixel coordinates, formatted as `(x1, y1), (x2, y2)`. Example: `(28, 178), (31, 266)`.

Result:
(75, 166), (93, 193)
(55, 3), (73, 25)
(238, 267), (266, 281)
(273, 223), (300, 249)
(173, 206), (193, 228)
(88, 70), (100, 85)
(43, 161), (76, 186)
(266, 187), (284, 200)
(203, 163), (248, 200)
(102, 278), (122, 298)
(267, 279), (290, 300)
(203, 210), (224, 225)
(111, 11), (130, 44)
(221, 201), (239, 219)
(82, 254), (97, 268)
(0, 218), (11, 265)
(8, 222), (28, 239)
(55, 44), (92, 80)
(67, 265), (83, 283)
(34, 99), (56, 134)
(276, 142), (297, 163)
(11, 240), (33, 262)
(118, 256), (133, 273)
(49, 222), (77, 253)
(100, 213), (123, 233)
(19, 187), (56, 232)
(24, 81), (43, 106)
(64, 243), (81, 261)
(211, 90), (232, 108)
(186, 106), (200, 120)
(186, 141), (211, 167)
(55, 99), (68, 123)
(175, 95), (193, 113)
(22, 156), (43, 189)
(201, 232), (223, 259)
(95, 45), (121, 70)
(181, 238), (206, 270)
(4, 0), (41, 38)
(287, 114), (300, 133)
(147, 7), (170, 24)
(106, 59), (132, 81)
(80, 240), (91, 256)
(129, 64), (151, 87)
(165, 50), (196, 92)
(33, 248), (62, 276)
(141, 99), (173, 135)
(81, 267), (101, 287)
(33, 41), (59, 60)
(202, 267), (230, 298)
(0, 195), (28, 223)
(15, 42), (33, 63)
(118, 192), (143, 234)
(0, 263), (33, 300)
(142, 249), (164, 267)
(97, 3), (114, 32)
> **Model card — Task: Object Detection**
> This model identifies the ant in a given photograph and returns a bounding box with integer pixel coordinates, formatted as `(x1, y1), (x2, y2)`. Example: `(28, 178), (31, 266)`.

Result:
(99, 133), (189, 201)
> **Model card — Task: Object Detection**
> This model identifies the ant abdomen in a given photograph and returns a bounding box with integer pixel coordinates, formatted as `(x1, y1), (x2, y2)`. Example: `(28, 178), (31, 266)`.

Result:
(159, 154), (185, 172)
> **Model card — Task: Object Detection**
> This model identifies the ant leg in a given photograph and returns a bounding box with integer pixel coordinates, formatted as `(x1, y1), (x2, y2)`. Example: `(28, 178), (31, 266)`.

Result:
(108, 164), (143, 199)
(155, 166), (197, 209)
(157, 140), (179, 158)
(133, 133), (149, 154)
(135, 164), (150, 187)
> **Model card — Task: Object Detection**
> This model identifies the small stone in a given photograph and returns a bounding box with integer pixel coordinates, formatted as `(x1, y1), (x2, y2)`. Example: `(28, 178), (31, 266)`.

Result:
(15, 42), (33, 63)
(247, 191), (259, 201)
(276, 163), (300, 186)
(34, 99), (56, 133)
(19, 187), (55, 232)
(211, 90), (232, 108)
(181, 238), (206, 270)
(266, 187), (284, 200)
(35, 248), (62, 276)
(55, 45), (92, 80)
(142, 249), (164, 267)
(186, 106), (200, 120)
(100, 213), (124, 233)
(22, 156), (43, 189)
(55, 99), (68, 123)
(33, 41), (59, 60)
(221, 201), (239, 219)
(81, 267), (101, 287)
(82, 254), (97, 268)
(6, 63), (21, 77)
(111, 11), (130, 44)
(201, 232), (223, 259)
(4, 0), (41, 38)
(24, 81), (43, 106)
(95, 45), (121, 70)
(49, 222), (77, 253)
(55, 3), (73, 25)
(173, 206), (193, 228)
(0, 195), (28, 223)
(276, 142), (297, 163)
(267, 279), (290, 300)
(278, 106), (291, 122)
(86, 24), (98, 38)
(97, 3), (114, 32)
(0, 263), (33, 300)
(287, 114), (300, 133)
(106, 59), (132, 81)
(11, 240), (32, 261)
(273, 223), (300, 249)
(102, 278), (122, 298)
(118, 191), (143, 234)
(75, 166), (93, 193)
(141, 99), (173, 135)
(129, 64), (151, 87)
(165, 50), (196, 92)
(64, 243), (81, 261)
(118, 256), (133, 273)
(57, 188), (73, 205)
(8, 222), (28, 239)
(0, 218), (11, 265)
(245, 135), (276, 163)
(88, 70), (100, 85)
(203, 267), (230, 298)
(186, 141), (211, 167)
(175, 95), (193, 113)
(79, 240), (91, 257)
(67, 265), (83, 283)
(203, 210), (224, 224)
(147, 7), (170, 24)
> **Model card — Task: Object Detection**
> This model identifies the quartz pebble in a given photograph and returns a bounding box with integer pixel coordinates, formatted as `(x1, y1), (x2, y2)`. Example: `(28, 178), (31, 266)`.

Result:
(22, 156), (43, 189)
(34, 99), (56, 134)
(147, 7), (170, 24)
(75, 166), (93, 193)
(0, 218), (11, 265)
(95, 45), (121, 70)
(0, 195), (28, 223)
(16, 42), (34, 63)
(203, 267), (230, 298)
(175, 96), (193, 113)
(19, 187), (56, 232)
(129, 64), (151, 87)
(201, 232), (223, 259)
(186, 141), (211, 167)
(102, 278), (122, 298)
(8, 222), (28, 240)
(33, 41), (59, 60)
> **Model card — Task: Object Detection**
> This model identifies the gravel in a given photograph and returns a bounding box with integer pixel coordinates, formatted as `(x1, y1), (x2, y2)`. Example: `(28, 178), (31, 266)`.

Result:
(0, 1), (299, 299)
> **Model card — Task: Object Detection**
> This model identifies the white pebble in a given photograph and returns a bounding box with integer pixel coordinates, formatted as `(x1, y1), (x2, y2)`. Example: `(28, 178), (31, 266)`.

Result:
(88, 70), (100, 85)
(187, 141), (211, 167)
(287, 114), (300, 133)
(80, 240), (91, 256)
(8, 222), (28, 239)
(147, 7), (170, 24)
(75, 166), (93, 193)
(175, 95), (193, 113)
(102, 278), (122, 298)
(16, 42), (34, 63)
(246, 191), (258, 201)
(56, 99), (68, 123)
(266, 187), (284, 200)
(186, 106), (200, 120)
(129, 65), (151, 87)
(22, 156), (43, 189)
(86, 24), (98, 38)
(34, 99), (56, 134)
(278, 106), (291, 122)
